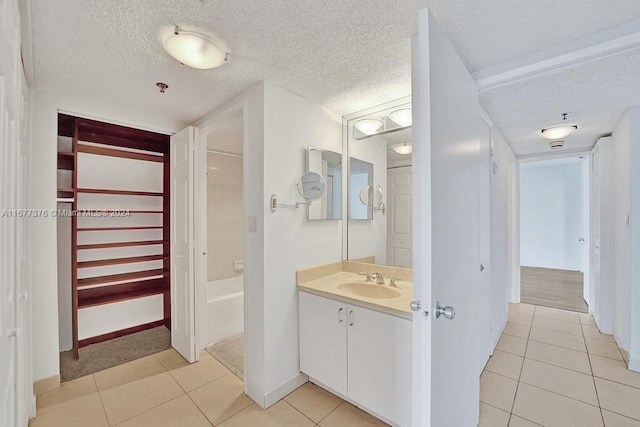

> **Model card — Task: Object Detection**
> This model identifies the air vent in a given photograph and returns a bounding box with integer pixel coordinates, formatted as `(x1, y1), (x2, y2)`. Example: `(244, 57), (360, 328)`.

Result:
(549, 140), (564, 150)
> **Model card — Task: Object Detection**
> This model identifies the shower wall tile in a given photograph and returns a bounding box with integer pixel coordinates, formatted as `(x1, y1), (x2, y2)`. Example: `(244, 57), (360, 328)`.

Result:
(207, 153), (243, 281)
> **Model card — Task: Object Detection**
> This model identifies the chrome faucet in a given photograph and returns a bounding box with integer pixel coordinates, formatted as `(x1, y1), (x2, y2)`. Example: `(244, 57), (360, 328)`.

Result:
(370, 272), (385, 285)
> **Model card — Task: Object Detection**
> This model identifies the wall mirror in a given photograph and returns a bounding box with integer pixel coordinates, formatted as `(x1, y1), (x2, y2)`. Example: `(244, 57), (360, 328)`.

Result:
(349, 157), (373, 220)
(344, 96), (413, 268)
(306, 146), (342, 220)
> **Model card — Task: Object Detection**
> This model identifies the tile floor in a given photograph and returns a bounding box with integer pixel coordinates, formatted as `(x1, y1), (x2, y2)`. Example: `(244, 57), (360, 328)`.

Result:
(29, 349), (386, 426)
(30, 303), (640, 427)
(480, 303), (640, 427)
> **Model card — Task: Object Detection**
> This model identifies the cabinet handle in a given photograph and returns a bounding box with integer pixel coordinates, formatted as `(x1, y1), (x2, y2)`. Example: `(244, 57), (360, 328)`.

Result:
(338, 307), (344, 323)
(349, 310), (354, 326)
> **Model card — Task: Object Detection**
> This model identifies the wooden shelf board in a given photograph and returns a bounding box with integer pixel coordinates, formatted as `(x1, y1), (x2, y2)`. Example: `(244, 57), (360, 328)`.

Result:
(78, 254), (167, 268)
(77, 188), (164, 197)
(77, 239), (167, 250)
(78, 268), (167, 287)
(57, 152), (74, 170)
(78, 284), (167, 309)
(77, 226), (163, 231)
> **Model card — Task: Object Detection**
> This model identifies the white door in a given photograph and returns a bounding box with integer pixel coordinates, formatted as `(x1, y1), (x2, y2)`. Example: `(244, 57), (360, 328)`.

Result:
(412, 9), (488, 426)
(387, 166), (412, 268)
(590, 148), (600, 317)
(171, 126), (198, 363)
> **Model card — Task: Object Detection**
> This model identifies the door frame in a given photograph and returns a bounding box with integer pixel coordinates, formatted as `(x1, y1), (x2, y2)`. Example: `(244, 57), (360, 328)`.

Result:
(510, 151), (594, 308)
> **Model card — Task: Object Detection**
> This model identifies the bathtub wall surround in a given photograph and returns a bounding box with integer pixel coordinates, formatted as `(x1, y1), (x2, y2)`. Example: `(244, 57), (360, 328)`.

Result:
(207, 151), (244, 281)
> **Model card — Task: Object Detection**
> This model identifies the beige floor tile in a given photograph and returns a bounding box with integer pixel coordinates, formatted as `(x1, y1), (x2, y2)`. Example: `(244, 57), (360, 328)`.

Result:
(100, 372), (184, 425)
(509, 303), (536, 315)
(509, 415), (542, 426)
(319, 402), (388, 426)
(579, 313), (596, 326)
(188, 373), (253, 425)
(602, 410), (640, 426)
(585, 338), (623, 360)
(480, 370), (518, 412)
(497, 334), (528, 356)
(532, 316), (583, 336)
(219, 401), (316, 427)
(115, 395), (211, 427)
(534, 306), (580, 324)
(504, 322), (531, 339)
(156, 349), (190, 371)
(485, 350), (524, 380)
(36, 375), (97, 414)
(525, 340), (591, 374)
(509, 312), (534, 326)
(529, 326), (586, 352)
(169, 353), (229, 392)
(590, 354), (640, 389)
(519, 359), (598, 406)
(582, 324), (616, 342)
(595, 377), (640, 421)
(479, 402), (509, 427)
(284, 382), (344, 423)
(512, 383), (603, 427)
(93, 354), (167, 390)
(30, 393), (108, 427)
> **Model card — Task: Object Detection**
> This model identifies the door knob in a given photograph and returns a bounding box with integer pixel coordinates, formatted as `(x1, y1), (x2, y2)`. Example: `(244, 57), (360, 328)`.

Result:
(435, 301), (455, 320)
(410, 299), (422, 311)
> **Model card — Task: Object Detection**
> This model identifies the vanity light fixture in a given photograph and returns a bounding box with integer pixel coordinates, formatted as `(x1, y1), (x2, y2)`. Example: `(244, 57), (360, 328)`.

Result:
(353, 118), (384, 135)
(541, 124), (577, 140)
(163, 26), (228, 70)
(391, 142), (412, 155)
(388, 108), (412, 127)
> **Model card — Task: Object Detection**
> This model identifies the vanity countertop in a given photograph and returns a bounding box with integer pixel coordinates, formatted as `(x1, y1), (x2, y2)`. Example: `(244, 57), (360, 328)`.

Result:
(297, 271), (413, 319)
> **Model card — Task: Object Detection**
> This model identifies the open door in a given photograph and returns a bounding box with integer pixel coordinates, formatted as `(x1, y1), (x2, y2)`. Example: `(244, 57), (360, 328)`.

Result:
(171, 126), (198, 363)
(412, 9), (489, 426)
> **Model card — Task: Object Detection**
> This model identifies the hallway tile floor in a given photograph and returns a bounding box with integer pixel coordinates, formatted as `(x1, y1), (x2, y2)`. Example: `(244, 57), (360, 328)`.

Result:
(29, 350), (385, 426)
(29, 303), (640, 426)
(480, 303), (640, 427)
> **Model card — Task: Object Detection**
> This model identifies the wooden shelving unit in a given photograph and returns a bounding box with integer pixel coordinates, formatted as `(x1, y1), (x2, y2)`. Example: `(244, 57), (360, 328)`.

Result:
(57, 114), (171, 359)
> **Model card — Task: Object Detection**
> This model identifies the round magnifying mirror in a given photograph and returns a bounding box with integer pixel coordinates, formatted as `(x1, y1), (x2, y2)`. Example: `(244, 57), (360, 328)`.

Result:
(297, 172), (326, 201)
(359, 185), (373, 206)
(375, 185), (384, 207)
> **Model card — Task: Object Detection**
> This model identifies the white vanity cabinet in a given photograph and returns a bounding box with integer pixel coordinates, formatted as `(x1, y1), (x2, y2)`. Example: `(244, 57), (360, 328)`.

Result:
(298, 291), (412, 427)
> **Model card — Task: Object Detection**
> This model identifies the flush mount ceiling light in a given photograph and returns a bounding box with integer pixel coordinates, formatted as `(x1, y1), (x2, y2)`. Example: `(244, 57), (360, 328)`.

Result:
(388, 108), (412, 127)
(541, 124), (577, 140)
(391, 142), (412, 154)
(163, 26), (227, 70)
(353, 118), (384, 135)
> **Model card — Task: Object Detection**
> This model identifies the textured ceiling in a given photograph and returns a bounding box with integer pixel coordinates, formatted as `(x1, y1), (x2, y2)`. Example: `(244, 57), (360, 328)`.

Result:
(481, 48), (640, 157)
(28, 0), (640, 154)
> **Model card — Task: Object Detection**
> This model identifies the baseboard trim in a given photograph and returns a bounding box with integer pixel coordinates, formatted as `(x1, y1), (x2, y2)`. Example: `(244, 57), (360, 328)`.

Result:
(262, 373), (308, 408)
(34, 374), (60, 395)
(78, 319), (166, 347)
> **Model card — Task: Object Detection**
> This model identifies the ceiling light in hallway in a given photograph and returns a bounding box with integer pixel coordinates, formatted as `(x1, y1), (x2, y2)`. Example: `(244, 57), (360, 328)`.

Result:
(163, 27), (227, 70)
(541, 124), (577, 140)
(391, 142), (412, 154)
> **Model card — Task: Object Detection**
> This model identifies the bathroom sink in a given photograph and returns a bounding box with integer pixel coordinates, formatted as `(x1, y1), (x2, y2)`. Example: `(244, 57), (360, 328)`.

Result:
(337, 282), (401, 299)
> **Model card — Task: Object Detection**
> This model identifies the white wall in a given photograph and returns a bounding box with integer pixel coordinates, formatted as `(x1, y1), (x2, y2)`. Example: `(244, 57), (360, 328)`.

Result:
(262, 82), (343, 404)
(520, 159), (585, 271)
(490, 128), (516, 348)
(29, 89), (182, 381)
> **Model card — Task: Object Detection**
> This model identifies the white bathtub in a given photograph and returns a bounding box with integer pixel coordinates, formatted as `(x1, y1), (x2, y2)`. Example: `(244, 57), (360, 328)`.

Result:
(206, 276), (244, 346)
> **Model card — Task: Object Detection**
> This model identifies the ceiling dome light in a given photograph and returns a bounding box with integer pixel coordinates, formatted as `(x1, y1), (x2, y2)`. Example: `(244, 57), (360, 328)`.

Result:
(354, 118), (384, 135)
(391, 143), (412, 155)
(388, 108), (412, 127)
(163, 27), (227, 70)
(541, 125), (577, 140)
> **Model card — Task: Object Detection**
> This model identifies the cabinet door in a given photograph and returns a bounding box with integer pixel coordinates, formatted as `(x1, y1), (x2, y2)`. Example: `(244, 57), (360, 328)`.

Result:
(347, 305), (412, 426)
(299, 292), (347, 395)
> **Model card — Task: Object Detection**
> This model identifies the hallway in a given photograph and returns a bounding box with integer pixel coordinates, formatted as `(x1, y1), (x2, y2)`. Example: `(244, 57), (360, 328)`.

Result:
(480, 303), (638, 426)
